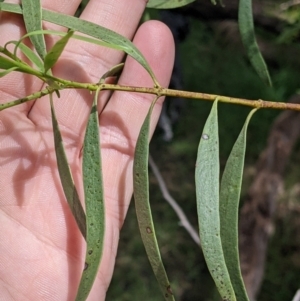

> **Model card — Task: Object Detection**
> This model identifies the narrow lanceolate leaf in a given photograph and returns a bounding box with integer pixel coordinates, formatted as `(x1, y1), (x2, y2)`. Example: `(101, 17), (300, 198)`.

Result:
(44, 30), (74, 73)
(75, 88), (105, 301)
(133, 97), (175, 301)
(43, 11), (159, 86)
(146, 0), (196, 9)
(0, 67), (18, 77)
(195, 100), (236, 301)
(238, 0), (272, 86)
(14, 30), (110, 55)
(0, 2), (21, 14)
(98, 63), (124, 84)
(7, 41), (44, 71)
(0, 55), (20, 70)
(22, 0), (46, 60)
(0, 3), (160, 87)
(50, 96), (86, 239)
(219, 108), (257, 301)
(1, 47), (43, 76)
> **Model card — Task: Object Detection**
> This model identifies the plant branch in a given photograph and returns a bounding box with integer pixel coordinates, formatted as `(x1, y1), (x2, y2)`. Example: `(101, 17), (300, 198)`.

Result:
(149, 155), (201, 247)
(51, 78), (300, 111)
(100, 84), (300, 111)
(2, 76), (300, 112)
(0, 87), (52, 111)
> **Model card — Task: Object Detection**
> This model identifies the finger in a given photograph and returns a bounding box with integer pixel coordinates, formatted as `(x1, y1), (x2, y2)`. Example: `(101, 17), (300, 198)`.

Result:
(86, 20), (174, 299)
(101, 19), (174, 225)
(77, 0), (147, 76)
(28, 0), (147, 135)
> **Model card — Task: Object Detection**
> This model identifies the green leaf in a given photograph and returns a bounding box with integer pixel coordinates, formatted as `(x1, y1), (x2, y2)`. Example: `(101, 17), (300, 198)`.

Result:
(219, 108), (257, 301)
(44, 30), (74, 73)
(50, 95), (86, 239)
(0, 3), (160, 87)
(146, 0), (196, 9)
(0, 55), (19, 70)
(0, 2), (21, 14)
(195, 99), (236, 301)
(133, 96), (175, 301)
(75, 88), (105, 301)
(238, 0), (272, 86)
(22, 0), (47, 60)
(14, 30), (110, 55)
(6, 41), (44, 71)
(1, 45), (44, 77)
(98, 63), (124, 84)
(43, 10), (159, 86)
(0, 66), (18, 77)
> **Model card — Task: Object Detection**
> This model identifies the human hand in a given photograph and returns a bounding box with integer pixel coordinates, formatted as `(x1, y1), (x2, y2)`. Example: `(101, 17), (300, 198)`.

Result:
(0, 1), (174, 300)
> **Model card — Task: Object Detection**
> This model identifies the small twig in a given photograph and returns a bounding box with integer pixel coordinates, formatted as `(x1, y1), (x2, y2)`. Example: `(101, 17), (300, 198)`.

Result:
(53, 77), (300, 111)
(148, 154), (201, 247)
(0, 87), (52, 111)
(100, 84), (300, 112)
(3, 77), (300, 112)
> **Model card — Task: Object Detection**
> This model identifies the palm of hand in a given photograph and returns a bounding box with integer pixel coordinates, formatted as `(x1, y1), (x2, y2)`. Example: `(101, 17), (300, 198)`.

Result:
(0, 0), (174, 300)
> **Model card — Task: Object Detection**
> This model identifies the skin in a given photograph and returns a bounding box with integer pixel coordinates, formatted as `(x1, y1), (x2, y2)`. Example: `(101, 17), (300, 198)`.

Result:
(0, 1), (175, 300)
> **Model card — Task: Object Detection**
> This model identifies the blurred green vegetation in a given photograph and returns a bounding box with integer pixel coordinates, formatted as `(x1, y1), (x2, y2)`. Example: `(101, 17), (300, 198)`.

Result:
(107, 14), (300, 301)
